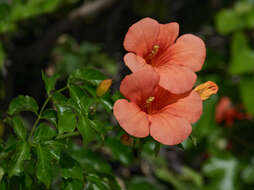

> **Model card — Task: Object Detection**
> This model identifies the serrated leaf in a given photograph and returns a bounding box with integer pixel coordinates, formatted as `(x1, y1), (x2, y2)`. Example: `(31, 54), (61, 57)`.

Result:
(33, 123), (57, 143)
(8, 95), (38, 115)
(69, 68), (107, 86)
(36, 145), (53, 188)
(57, 106), (77, 134)
(9, 141), (31, 177)
(77, 116), (96, 145)
(42, 109), (57, 126)
(41, 72), (60, 95)
(10, 116), (27, 141)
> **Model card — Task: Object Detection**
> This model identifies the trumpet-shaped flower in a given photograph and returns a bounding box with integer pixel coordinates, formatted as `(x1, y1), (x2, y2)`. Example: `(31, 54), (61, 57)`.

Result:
(124, 17), (206, 94)
(113, 68), (203, 145)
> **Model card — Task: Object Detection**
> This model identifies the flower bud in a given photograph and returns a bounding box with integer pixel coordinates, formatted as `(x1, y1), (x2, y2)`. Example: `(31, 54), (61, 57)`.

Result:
(96, 79), (112, 97)
(194, 81), (218, 101)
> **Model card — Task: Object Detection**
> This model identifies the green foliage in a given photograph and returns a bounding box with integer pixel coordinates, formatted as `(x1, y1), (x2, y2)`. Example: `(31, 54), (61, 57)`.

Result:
(240, 77), (254, 116)
(54, 35), (117, 78)
(9, 115), (27, 141)
(215, 1), (254, 35)
(8, 141), (31, 177)
(229, 32), (254, 75)
(42, 72), (60, 96)
(36, 144), (53, 188)
(7, 95), (39, 115)
(33, 123), (57, 143)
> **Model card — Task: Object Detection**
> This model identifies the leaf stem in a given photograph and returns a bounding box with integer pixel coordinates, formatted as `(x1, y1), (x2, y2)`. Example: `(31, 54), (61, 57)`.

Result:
(55, 131), (80, 139)
(29, 86), (68, 141)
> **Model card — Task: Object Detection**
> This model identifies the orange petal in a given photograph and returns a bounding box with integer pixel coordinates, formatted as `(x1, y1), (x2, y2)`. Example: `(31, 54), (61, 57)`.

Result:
(150, 113), (192, 145)
(123, 18), (160, 57)
(162, 91), (203, 123)
(155, 65), (197, 94)
(113, 99), (150, 138)
(124, 53), (150, 72)
(157, 22), (179, 50)
(120, 68), (159, 105)
(166, 34), (206, 72)
(194, 81), (218, 101)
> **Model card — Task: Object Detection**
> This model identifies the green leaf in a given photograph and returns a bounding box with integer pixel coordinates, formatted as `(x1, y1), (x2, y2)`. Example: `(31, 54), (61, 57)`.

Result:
(33, 123), (57, 143)
(99, 97), (113, 112)
(64, 179), (84, 190)
(10, 116), (27, 141)
(240, 78), (254, 116)
(57, 106), (77, 134)
(203, 157), (239, 190)
(52, 92), (68, 105)
(8, 95), (38, 115)
(77, 116), (96, 144)
(229, 32), (254, 75)
(69, 68), (107, 86)
(36, 145), (53, 188)
(9, 141), (31, 177)
(215, 9), (244, 35)
(69, 85), (88, 115)
(42, 109), (57, 126)
(61, 164), (83, 180)
(43, 140), (64, 161)
(41, 72), (60, 95)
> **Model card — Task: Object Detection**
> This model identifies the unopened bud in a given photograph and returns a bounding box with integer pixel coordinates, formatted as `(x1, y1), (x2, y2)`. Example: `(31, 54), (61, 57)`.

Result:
(121, 134), (134, 146)
(194, 81), (218, 101)
(96, 79), (112, 97)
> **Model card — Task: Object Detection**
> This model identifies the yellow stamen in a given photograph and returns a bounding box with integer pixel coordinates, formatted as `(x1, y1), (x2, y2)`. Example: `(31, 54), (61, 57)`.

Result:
(194, 81), (218, 101)
(147, 45), (159, 60)
(146, 96), (155, 103)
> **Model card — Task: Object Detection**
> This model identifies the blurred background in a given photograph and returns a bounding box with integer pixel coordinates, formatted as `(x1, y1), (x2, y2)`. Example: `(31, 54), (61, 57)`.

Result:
(1, 0), (254, 189)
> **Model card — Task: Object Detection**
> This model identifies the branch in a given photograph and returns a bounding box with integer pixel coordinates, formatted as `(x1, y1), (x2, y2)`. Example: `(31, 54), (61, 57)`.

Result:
(69, 0), (116, 20)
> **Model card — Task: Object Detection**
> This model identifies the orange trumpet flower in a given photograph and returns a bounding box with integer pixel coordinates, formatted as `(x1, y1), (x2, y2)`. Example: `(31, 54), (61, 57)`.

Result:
(124, 17), (206, 94)
(113, 68), (203, 145)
